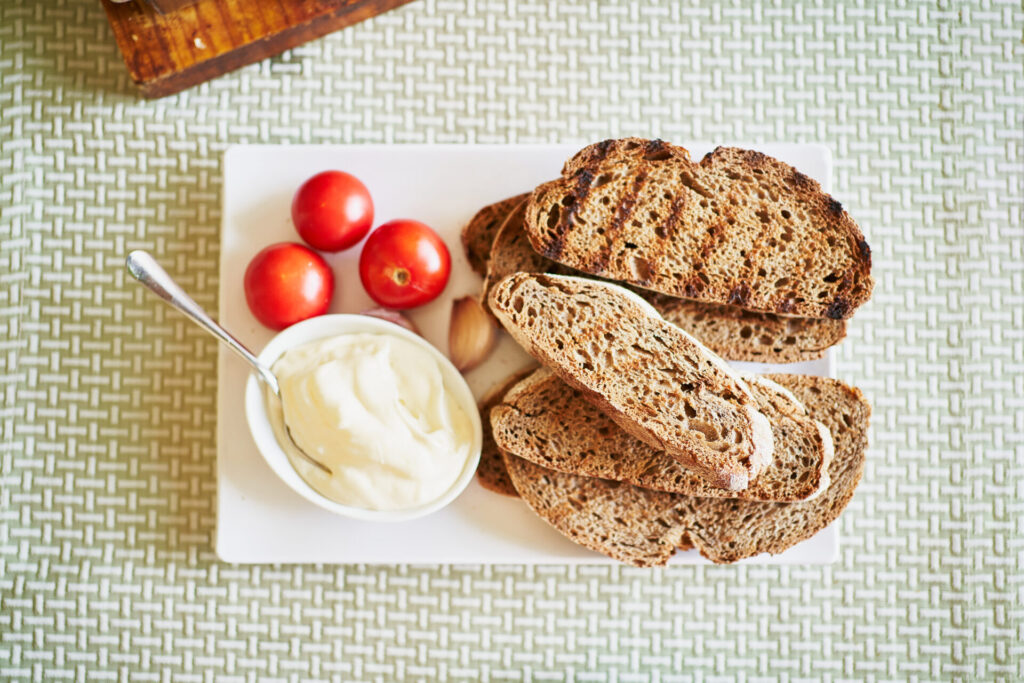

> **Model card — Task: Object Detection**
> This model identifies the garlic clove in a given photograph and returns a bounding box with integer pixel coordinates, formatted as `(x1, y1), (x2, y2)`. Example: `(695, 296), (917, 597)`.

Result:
(360, 308), (420, 335)
(449, 296), (497, 372)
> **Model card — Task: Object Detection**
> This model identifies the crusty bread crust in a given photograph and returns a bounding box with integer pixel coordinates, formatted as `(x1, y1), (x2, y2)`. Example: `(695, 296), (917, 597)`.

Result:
(461, 192), (530, 275)
(491, 368), (832, 502)
(524, 139), (873, 319)
(488, 272), (774, 490)
(503, 374), (870, 566)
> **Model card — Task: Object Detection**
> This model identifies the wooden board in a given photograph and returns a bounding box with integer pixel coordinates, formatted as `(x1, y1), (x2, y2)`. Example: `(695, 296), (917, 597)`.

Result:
(102, 0), (416, 99)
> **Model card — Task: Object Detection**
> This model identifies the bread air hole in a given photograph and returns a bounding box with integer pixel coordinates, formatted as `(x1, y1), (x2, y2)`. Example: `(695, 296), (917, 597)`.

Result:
(546, 205), (560, 229)
(631, 256), (654, 282)
(689, 420), (719, 441)
(644, 148), (672, 162)
(594, 173), (614, 188)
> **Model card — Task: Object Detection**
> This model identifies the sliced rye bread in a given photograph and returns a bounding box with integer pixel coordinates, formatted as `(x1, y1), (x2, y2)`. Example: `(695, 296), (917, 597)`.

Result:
(503, 451), (691, 567)
(488, 272), (774, 491)
(461, 193), (530, 275)
(679, 373), (870, 563)
(502, 374), (870, 566)
(476, 367), (535, 496)
(523, 138), (873, 319)
(483, 203), (847, 362)
(649, 296), (846, 363)
(491, 368), (833, 502)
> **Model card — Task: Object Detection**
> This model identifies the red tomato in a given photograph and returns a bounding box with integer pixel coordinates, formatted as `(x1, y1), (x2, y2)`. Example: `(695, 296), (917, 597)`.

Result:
(291, 170), (374, 252)
(244, 243), (334, 330)
(359, 220), (451, 309)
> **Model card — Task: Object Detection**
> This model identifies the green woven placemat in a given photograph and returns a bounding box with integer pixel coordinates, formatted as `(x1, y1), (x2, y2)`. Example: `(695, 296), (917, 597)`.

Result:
(1, 0), (1022, 679)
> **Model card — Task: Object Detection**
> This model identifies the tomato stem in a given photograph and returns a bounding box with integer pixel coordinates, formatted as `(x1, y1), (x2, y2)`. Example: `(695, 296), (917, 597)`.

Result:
(391, 267), (410, 286)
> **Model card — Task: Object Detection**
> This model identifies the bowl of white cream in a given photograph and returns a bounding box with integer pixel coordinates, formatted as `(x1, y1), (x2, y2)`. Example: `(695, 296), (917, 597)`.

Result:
(244, 314), (482, 522)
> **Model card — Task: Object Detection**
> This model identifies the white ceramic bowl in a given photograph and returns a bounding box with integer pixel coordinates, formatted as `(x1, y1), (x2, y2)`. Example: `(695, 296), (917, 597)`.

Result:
(244, 314), (482, 522)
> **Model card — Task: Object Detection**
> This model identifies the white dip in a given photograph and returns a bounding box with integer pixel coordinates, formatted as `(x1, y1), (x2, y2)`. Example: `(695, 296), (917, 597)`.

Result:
(268, 333), (473, 511)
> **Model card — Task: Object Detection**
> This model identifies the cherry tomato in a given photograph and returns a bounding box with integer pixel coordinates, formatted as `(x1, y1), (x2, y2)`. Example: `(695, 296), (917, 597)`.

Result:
(359, 220), (451, 309)
(244, 243), (334, 330)
(291, 170), (374, 252)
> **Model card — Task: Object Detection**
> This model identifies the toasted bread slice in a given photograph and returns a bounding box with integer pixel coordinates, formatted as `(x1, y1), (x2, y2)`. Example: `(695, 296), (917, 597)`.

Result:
(461, 193), (530, 275)
(524, 139), (873, 319)
(503, 374), (869, 566)
(475, 367), (535, 496)
(504, 452), (691, 567)
(484, 205), (847, 362)
(650, 296), (846, 363)
(488, 272), (774, 490)
(492, 368), (832, 502)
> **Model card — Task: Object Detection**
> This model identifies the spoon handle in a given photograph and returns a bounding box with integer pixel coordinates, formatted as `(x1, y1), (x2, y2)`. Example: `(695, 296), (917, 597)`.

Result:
(125, 250), (280, 395)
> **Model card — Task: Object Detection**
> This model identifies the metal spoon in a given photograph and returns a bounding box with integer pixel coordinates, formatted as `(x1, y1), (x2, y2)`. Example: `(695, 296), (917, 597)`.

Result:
(125, 250), (332, 475)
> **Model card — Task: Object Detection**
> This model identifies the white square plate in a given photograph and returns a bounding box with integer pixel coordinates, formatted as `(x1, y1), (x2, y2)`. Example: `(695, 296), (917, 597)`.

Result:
(217, 143), (837, 564)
